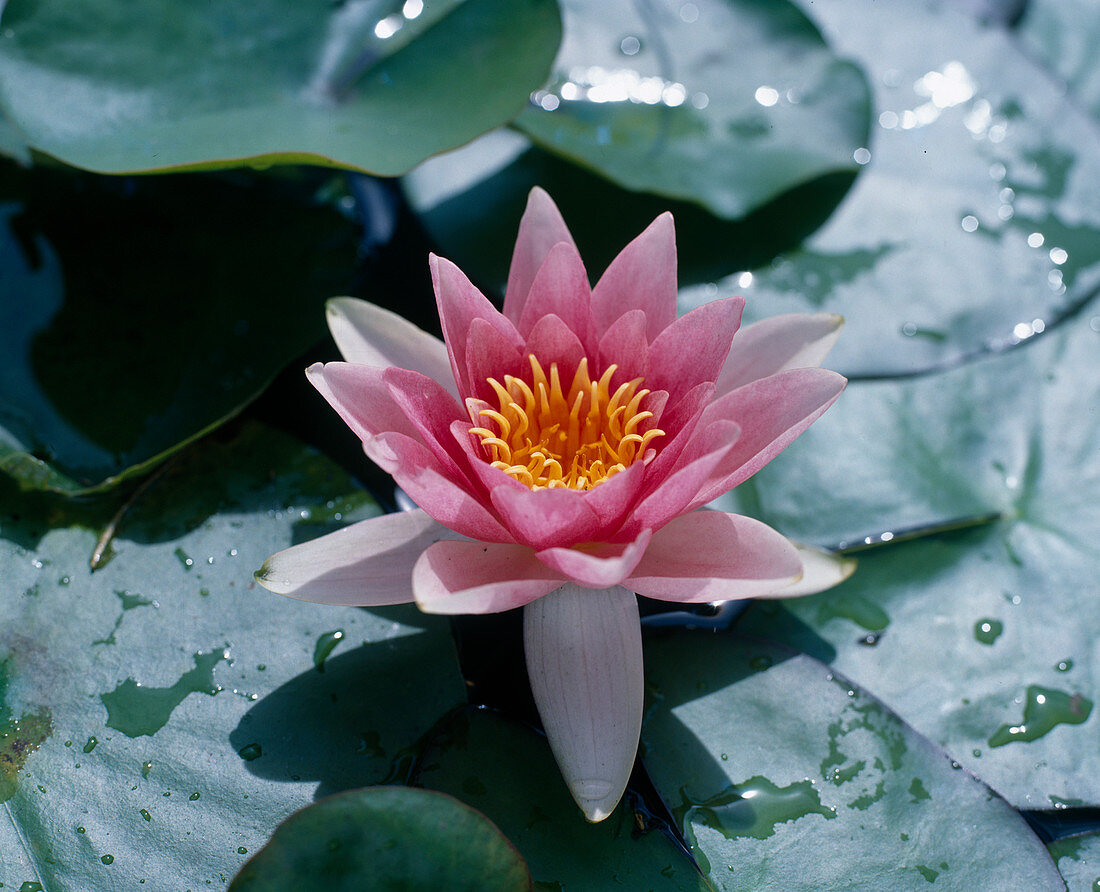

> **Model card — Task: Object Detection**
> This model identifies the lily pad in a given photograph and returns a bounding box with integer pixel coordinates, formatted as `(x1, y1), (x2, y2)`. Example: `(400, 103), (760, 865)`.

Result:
(230, 786), (532, 892)
(414, 707), (710, 891)
(0, 0), (561, 175)
(1049, 831), (1100, 892)
(642, 633), (1065, 890)
(0, 422), (467, 890)
(513, 0), (870, 219)
(1018, 0), (1100, 122)
(0, 162), (356, 494)
(730, 302), (1100, 807)
(680, 0), (1100, 376)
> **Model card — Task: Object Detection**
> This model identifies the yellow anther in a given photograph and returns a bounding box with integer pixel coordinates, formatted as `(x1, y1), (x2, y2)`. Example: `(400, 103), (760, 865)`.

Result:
(470, 353), (665, 490)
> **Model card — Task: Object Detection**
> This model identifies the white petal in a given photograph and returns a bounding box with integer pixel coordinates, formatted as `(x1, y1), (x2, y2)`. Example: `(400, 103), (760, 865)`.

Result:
(255, 509), (460, 605)
(325, 297), (458, 397)
(756, 541), (857, 598)
(717, 313), (843, 394)
(523, 584), (643, 822)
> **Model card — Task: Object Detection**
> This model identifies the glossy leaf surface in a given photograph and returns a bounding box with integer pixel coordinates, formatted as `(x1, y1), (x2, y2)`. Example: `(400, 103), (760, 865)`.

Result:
(0, 0), (560, 175)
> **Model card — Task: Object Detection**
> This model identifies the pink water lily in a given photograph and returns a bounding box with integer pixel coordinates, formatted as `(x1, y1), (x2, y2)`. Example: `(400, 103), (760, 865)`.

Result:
(257, 188), (851, 821)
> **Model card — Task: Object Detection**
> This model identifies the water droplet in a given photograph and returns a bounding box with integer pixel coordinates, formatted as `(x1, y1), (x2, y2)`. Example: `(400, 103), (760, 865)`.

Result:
(140, 808), (151, 822)
(1056, 659), (1073, 673)
(754, 86), (779, 107)
(674, 776), (835, 841)
(174, 548), (193, 569)
(989, 686), (1093, 747)
(679, 2), (699, 23)
(1049, 247), (1068, 265)
(879, 110), (899, 129)
(974, 619), (1003, 645)
(313, 630), (346, 672)
(972, 749), (981, 758)
(1027, 232), (1044, 248)
(141, 761), (153, 778)
(189, 792), (200, 801)
(858, 632), (882, 646)
(691, 92), (709, 110)
(619, 35), (641, 56)
(989, 161), (1006, 181)
(82, 736), (98, 754)
(77, 826), (85, 833)
(237, 742), (263, 762)
(100, 854), (114, 865)
(237, 846), (248, 855)
(961, 215), (979, 232)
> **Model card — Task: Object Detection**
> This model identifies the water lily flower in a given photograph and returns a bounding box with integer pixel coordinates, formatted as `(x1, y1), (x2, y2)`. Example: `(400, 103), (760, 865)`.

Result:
(257, 188), (850, 821)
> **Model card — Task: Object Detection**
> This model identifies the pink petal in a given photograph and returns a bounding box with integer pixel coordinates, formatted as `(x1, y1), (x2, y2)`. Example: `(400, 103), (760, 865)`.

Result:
(684, 368), (847, 510)
(517, 241), (594, 355)
(255, 509), (456, 606)
(524, 583), (643, 822)
(535, 529), (652, 589)
(598, 309), (649, 386)
(366, 432), (513, 543)
(491, 485), (602, 550)
(413, 540), (563, 614)
(325, 297), (457, 398)
(591, 212), (678, 342)
(431, 253), (523, 398)
(308, 362), (420, 444)
(625, 511), (802, 601)
(761, 542), (857, 598)
(383, 367), (471, 482)
(504, 187), (578, 325)
(635, 381), (715, 493)
(579, 460), (646, 530)
(464, 317), (527, 406)
(645, 297), (744, 400)
(717, 313), (844, 395)
(620, 420), (738, 537)
(524, 314), (587, 375)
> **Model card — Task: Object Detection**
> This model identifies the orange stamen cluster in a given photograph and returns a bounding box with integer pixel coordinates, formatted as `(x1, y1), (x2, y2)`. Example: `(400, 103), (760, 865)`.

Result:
(470, 354), (665, 490)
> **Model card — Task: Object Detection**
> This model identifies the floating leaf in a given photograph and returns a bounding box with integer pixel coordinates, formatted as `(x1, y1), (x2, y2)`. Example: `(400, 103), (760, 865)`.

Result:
(514, 0), (870, 219)
(680, 0), (1100, 376)
(0, 0), (561, 175)
(642, 634), (1065, 889)
(731, 303), (1100, 807)
(230, 786), (532, 892)
(0, 422), (467, 889)
(1018, 0), (1100, 121)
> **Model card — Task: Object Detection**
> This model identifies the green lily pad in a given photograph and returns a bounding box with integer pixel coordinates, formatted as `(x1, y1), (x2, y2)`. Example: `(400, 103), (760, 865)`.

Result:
(0, 162), (356, 494)
(230, 786), (532, 891)
(0, 422), (467, 889)
(680, 0), (1100, 376)
(1018, 0), (1100, 122)
(513, 0), (870, 219)
(1049, 831), (1100, 892)
(0, 0), (561, 175)
(642, 633), (1065, 890)
(414, 707), (710, 891)
(729, 302), (1100, 807)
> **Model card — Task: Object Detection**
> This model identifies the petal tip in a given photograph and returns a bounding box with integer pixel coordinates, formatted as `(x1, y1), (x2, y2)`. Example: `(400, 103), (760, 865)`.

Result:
(572, 781), (621, 823)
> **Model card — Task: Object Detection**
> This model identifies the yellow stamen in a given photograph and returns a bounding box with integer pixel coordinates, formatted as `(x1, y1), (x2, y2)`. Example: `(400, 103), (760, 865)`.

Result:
(471, 355), (666, 490)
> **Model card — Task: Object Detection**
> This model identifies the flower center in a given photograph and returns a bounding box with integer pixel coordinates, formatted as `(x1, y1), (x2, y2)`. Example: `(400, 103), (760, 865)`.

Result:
(470, 354), (665, 491)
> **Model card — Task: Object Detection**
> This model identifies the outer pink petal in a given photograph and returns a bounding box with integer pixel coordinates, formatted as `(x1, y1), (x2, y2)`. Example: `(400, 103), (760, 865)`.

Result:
(325, 297), (457, 398)
(308, 362), (420, 443)
(645, 297), (744, 401)
(535, 529), (652, 589)
(717, 313), (844, 395)
(431, 253), (523, 398)
(255, 509), (456, 606)
(518, 242), (594, 354)
(413, 540), (564, 614)
(685, 368), (847, 510)
(491, 485), (602, 550)
(625, 511), (802, 601)
(635, 381), (715, 494)
(366, 432), (514, 543)
(504, 187), (578, 325)
(591, 212), (678, 341)
(620, 420), (739, 537)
